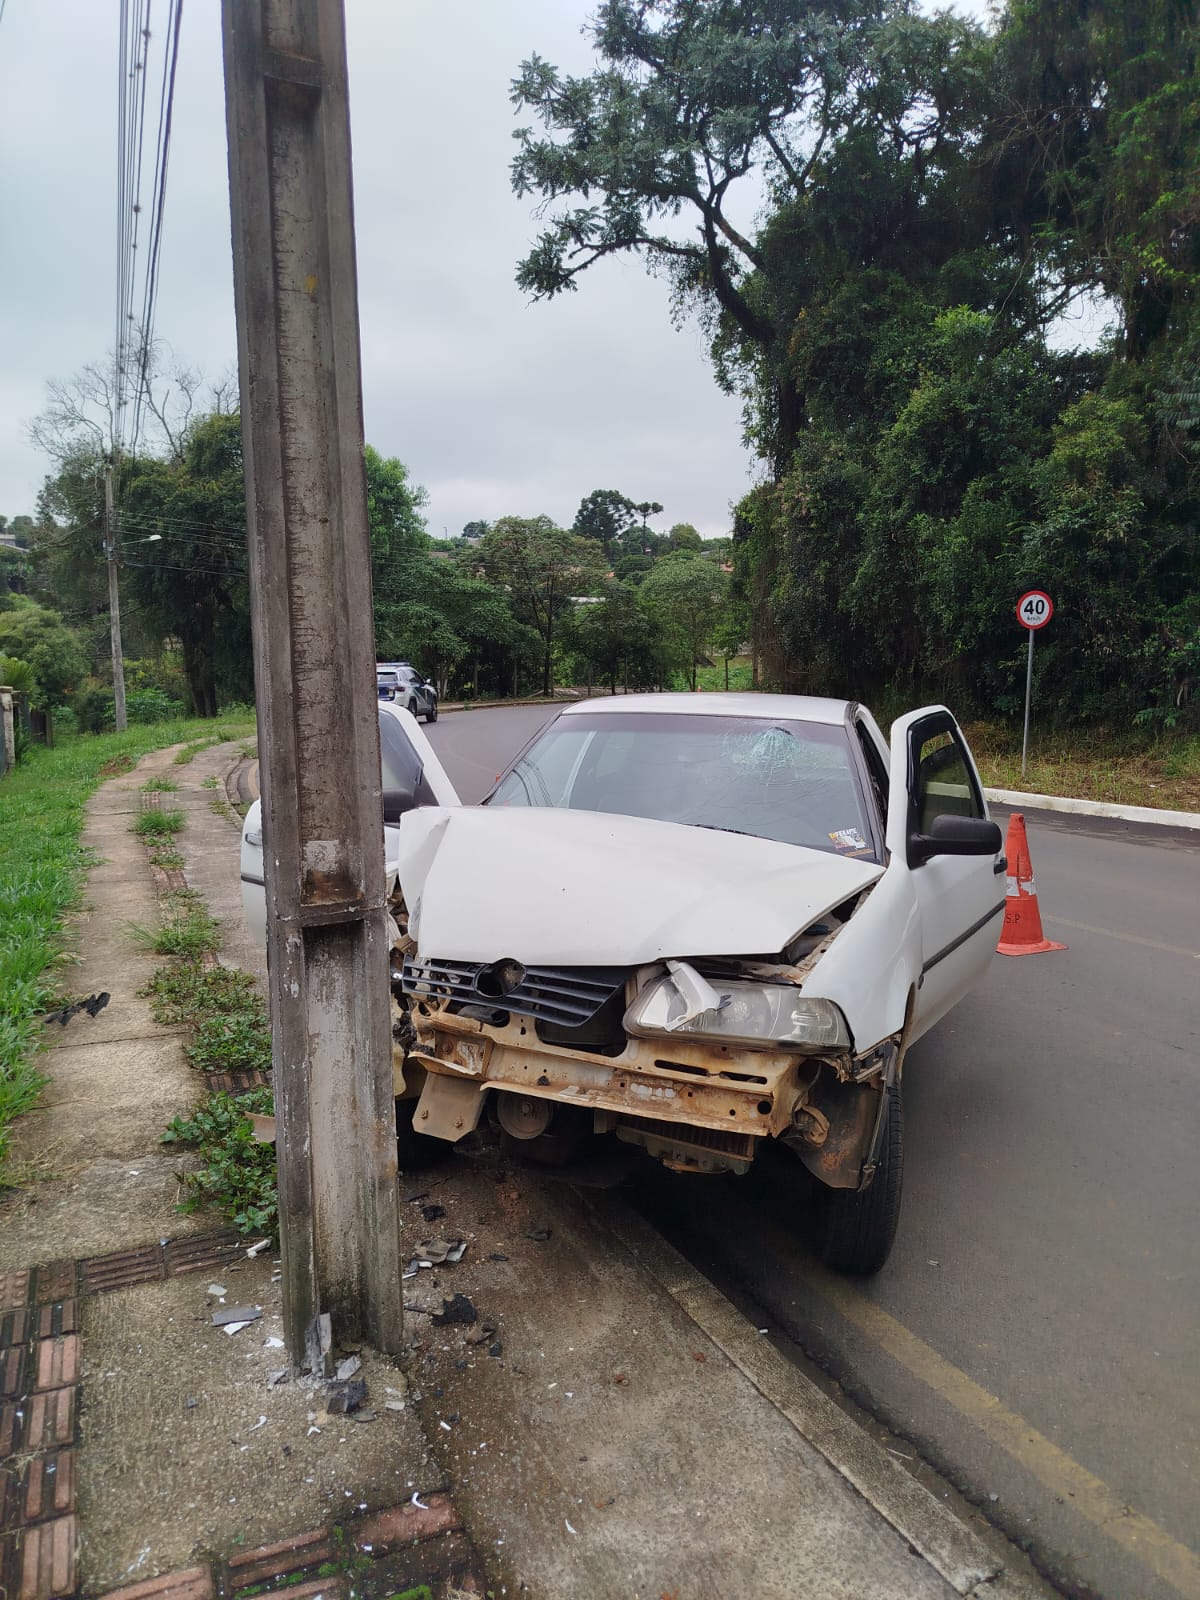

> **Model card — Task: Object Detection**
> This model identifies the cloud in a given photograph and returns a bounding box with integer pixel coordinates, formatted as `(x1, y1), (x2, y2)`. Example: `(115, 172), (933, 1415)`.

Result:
(1, 0), (754, 539)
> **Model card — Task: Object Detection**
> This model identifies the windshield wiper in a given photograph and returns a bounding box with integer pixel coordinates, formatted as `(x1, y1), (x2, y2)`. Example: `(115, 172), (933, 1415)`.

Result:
(690, 823), (759, 838)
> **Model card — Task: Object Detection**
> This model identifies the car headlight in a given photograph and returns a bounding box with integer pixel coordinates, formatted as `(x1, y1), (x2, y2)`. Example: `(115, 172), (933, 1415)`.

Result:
(625, 973), (850, 1051)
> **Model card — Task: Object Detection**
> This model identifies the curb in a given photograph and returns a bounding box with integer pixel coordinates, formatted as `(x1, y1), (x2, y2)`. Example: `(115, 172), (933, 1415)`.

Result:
(590, 1195), (1043, 1600)
(984, 786), (1200, 831)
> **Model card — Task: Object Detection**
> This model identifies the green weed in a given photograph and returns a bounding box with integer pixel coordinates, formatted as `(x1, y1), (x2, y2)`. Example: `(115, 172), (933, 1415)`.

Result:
(146, 843), (186, 870)
(173, 737), (221, 765)
(200, 775), (219, 790)
(130, 901), (221, 959)
(186, 1009), (272, 1076)
(162, 1088), (277, 1236)
(132, 809), (185, 839)
(142, 960), (264, 1030)
(140, 776), (180, 793)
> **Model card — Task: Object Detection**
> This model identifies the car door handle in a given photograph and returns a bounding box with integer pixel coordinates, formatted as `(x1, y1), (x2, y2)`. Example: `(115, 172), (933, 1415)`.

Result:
(993, 856), (1007, 875)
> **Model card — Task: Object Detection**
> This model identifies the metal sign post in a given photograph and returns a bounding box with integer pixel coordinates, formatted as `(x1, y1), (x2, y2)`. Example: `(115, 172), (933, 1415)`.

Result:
(1016, 591), (1054, 780)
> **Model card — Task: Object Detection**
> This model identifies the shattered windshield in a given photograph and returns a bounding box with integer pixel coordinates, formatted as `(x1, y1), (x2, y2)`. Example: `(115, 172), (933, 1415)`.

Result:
(490, 713), (877, 858)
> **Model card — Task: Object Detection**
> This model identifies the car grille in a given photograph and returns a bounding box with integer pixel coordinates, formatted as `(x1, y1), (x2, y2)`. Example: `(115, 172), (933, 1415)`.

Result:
(401, 958), (625, 1028)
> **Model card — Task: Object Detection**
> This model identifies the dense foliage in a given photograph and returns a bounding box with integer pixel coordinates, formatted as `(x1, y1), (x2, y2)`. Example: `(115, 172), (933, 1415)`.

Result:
(24, 396), (735, 712)
(513, 0), (1200, 724)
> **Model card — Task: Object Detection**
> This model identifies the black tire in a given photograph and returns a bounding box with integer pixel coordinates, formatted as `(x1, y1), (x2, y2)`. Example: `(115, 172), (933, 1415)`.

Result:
(813, 1085), (903, 1275)
(395, 1101), (453, 1170)
(425, 700), (438, 723)
(406, 698), (419, 717)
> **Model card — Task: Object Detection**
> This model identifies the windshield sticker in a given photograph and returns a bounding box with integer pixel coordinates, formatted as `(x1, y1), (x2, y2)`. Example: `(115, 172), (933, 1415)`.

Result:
(829, 826), (868, 853)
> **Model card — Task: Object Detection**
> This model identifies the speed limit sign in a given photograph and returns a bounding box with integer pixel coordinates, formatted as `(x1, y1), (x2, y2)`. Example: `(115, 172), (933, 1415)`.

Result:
(1016, 590), (1053, 629)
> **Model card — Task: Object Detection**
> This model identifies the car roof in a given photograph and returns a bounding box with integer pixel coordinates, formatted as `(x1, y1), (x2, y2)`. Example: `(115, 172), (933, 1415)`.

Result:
(558, 691), (856, 726)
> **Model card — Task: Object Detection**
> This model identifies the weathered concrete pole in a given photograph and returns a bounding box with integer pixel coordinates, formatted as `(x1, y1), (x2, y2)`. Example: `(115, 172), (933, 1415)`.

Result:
(221, 0), (402, 1364)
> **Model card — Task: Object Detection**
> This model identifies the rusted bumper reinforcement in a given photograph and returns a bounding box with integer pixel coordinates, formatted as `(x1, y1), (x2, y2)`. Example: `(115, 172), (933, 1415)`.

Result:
(403, 999), (858, 1174)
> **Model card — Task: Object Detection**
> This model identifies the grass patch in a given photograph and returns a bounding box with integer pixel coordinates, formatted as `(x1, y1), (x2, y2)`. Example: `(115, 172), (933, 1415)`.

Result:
(965, 723), (1200, 812)
(0, 714), (254, 1180)
(162, 1087), (277, 1237)
(146, 842), (186, 870)
(142, 960), (264, 1029)
(200, 775), (219, 790)
(691, 656), (756, 693)
(173, 737), (222, 766)
(130, 900), (221, 959)
(186, 1010), (273, 1076)
(132, 808), (186, 839)
(140, 776), (179, 793)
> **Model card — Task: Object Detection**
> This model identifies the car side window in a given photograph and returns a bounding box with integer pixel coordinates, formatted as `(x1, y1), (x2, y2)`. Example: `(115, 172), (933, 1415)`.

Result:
(914, 728), (982, 832)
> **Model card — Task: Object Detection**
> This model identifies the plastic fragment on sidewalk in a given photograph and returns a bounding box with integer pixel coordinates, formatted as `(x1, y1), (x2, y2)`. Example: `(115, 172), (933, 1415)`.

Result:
(246, 1239), (270, 1257)
(213, 1304), (262, 1327)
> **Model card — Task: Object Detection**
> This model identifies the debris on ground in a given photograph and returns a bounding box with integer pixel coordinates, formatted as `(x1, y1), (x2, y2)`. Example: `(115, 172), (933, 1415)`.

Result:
(266, 1367), (289, 1390)
(212, 1304), (263, 1328)
(246, 1238), (271, 1257)
(431, 1294), (478, 1328)
(43, 992), (111, 1027)
(525, 1227), (552, 1242)
(421, 1203), (446, 1222)
(325, 1377), (368, 1415)
(404, 1238), (468, 1275)
(335, 1354), (362, 1381)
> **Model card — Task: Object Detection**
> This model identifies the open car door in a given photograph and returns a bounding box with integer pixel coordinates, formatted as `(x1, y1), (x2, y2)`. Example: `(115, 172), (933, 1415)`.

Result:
(241, 703), (459, 946)
(886, 707), (1006, 1042)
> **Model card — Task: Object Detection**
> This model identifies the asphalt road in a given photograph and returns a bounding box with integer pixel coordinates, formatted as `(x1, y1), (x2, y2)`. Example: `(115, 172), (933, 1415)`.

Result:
(427, 702), (1200, 1600)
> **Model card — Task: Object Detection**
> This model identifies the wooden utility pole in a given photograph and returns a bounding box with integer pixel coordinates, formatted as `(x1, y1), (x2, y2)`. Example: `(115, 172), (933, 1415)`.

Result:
(104, 463), (128, 733)
(222, 0), (403, 1364)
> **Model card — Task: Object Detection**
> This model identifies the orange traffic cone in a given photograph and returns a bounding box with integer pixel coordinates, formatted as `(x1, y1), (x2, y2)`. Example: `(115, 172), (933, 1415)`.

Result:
(996, 813), (1066, 956)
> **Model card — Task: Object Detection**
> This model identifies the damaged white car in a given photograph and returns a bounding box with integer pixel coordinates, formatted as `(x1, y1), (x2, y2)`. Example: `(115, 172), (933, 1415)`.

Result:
(243, 694), (1005, 1274)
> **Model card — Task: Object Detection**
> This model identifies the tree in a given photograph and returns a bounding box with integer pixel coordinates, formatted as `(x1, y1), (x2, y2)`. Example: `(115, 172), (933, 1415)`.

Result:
(477, 517), (609, 695)
(573, 489), (637, 554)
(667, 522), (703, 554)
(640, 553), (728, 691)
(562, 580), (659, 694)
(119, 411), (253, 715)
(0, 600), (88, 709)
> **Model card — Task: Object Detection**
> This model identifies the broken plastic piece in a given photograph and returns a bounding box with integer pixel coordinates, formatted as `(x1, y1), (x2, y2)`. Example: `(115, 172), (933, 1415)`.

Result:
(335, 1354), (362, 1381)
(325, 1377), (368, 1415)
(431, 1293), (478, 1328)
(524, 1228), (551, 1243)
(246, 1239), (270, 1257)
(212, 1305), (262, 1327)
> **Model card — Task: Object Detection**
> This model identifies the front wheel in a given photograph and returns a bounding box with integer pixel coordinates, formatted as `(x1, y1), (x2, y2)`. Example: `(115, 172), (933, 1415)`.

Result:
(812, 1085), (903, 1275)
(425, 700), (438, 723)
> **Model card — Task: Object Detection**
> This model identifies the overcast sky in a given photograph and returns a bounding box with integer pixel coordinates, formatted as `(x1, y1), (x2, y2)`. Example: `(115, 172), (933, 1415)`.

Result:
(1, 2), (770, 539)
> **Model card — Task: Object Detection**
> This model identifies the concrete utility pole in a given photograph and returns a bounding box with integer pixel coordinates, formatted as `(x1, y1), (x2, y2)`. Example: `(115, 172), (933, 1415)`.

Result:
(222, 0), (403, 1364)
(104, 463), (128, 733)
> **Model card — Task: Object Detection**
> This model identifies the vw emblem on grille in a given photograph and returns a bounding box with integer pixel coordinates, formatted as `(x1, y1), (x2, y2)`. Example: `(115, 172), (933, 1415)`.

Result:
(475, 958), (527, 999)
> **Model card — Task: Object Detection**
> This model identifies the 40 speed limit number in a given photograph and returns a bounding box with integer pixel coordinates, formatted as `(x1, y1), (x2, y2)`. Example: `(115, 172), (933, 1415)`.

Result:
(1016, 590), (1054, 630)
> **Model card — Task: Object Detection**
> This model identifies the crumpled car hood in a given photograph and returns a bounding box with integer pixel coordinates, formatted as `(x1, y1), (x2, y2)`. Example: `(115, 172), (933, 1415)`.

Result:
(396, 806), (882, 967)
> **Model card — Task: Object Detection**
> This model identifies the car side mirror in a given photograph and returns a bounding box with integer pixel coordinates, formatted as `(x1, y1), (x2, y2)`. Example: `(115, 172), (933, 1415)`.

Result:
(910, 813), (1002, 865)
(382, 781), (419, 824)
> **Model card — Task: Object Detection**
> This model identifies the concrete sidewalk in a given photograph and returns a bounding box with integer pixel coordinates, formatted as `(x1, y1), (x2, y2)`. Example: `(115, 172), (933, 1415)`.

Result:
(1, 741), (1053, 1600)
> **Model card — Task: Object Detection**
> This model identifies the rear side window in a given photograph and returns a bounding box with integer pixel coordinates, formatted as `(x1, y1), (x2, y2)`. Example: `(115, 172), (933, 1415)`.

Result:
(378, 710), (436, 806)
